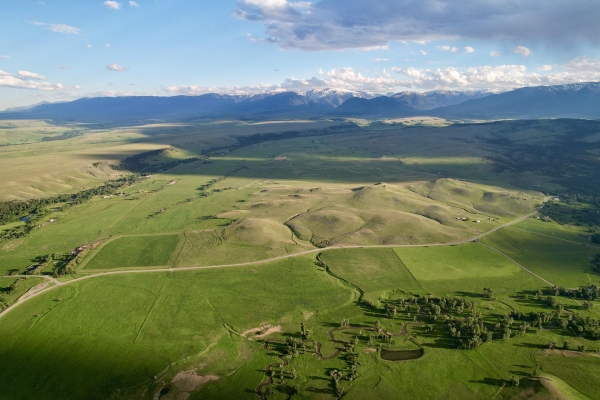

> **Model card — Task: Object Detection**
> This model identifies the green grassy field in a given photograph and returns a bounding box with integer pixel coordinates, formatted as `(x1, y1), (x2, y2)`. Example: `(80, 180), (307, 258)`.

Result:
(84, 234), (181, 269)
(1, 118), (600, 399)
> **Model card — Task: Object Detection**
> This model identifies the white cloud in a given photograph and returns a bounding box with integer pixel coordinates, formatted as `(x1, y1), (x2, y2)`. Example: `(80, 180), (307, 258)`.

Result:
(165, 67), (400, 96)
(160, 56), (600, 96)
(0, 70), (78, 91)
(56, 65), (70, 70)
(129, 1), (139, 7)
(18, 70), (46, 80)
(0, 55), (9, 59)
(29, 21), (81, 35)
(374, 58), (389, 62)
(235, 0), (600, 51)
(105, 44), (110, 48)
(421, 50), (428, 55)
(464, 46), (475, 53)
(103, 1), (121, 10)
(49, 23), (80, 34)
(437, 45), (458, 52)
(86, 44), (92, 49)
(106, 63), (128, 72)
(512, 45), (532, 57)
(391, 57), (600, 90)
(490, 51), (501, 57)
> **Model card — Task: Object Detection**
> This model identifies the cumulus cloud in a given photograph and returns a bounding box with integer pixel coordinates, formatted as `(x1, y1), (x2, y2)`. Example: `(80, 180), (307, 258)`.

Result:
(106, 63), (128, 72)
(512, 45), (532, 57)
(437, 45), (458, 52)
(464, 46), (475, 53)
(0, 70), (79, 91)
(30, 21), (81, 34)
(391, 57), (600, 90)
(129, 1), (139, 7)
(103, 1), (121, 10)
(234, 0), (600, 51)
(164, 67), (400, 95)
(163, 56), (600, 96)
(18, 70), (46, 80)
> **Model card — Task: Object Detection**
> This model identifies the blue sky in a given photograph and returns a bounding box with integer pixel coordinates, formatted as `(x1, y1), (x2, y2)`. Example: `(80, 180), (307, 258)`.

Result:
(1, 0), (600, 109)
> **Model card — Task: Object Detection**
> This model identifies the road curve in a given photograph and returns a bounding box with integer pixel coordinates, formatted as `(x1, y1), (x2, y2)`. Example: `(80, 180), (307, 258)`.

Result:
(0, 203), (546, 320)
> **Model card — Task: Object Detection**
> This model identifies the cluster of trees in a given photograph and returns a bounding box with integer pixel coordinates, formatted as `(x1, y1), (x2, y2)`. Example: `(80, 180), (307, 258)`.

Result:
(0, 223), (35, 241)
(197, 177), (226, 197)
(0, 278), (24, 311)
(23, 247), (87, 277)
(329, 350), (361, 398)
(447, 312), (491, 349)
(24, 255), (53, 275)
(1, 278), (23, 295)
(51, 251), (82, 277)
(0, 176), (137, 225)
(543, 202), (600, 226)
(300, 323), (312, 340)
(40, 130), (85, 142)
(529, 288), (600, 340)
(567, 314), (600, 340)
(284, 337), (306, 359)
(546, 285), (598, 301)
(264, 364), (299, 399)
(0, 176), (137, 241)
(483, 287), (496, 300)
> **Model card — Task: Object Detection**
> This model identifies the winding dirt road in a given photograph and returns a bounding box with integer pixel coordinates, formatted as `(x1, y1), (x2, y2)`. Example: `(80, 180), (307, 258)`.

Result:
(0, 204), (547, 320)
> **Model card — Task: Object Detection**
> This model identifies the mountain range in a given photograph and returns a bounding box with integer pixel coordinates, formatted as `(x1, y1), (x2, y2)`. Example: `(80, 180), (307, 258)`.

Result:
(2, 82), (600, 122)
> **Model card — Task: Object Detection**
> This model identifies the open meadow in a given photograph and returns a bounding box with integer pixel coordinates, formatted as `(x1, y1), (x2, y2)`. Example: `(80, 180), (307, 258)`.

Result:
(0, 118), (599, 399)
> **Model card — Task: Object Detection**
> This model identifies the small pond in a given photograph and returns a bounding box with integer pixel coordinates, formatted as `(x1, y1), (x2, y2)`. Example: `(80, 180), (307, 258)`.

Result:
(380, 348), (423, 361)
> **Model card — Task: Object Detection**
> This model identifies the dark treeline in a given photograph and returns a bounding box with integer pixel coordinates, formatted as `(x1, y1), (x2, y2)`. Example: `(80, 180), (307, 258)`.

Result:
(591, 255), (600, 273)
(543, 202), (600, 226)
(0, 176), (137, 240)
(549, 284), (599, 301)
(115, 147), (204, 173)
(485, 120), (600, 198)
(40, 130), (85, 142)
(201, 123), (358, 157)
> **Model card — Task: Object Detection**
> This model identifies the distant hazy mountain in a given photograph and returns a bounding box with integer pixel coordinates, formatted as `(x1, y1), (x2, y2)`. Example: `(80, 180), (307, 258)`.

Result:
(3, 83), (600, 122)
(334, 90), (491, 117)
(304, 89), (378, 107)
(333, 96), (418, 117)
(429, 82), (600, 119)
(392, 90), (492, 110)
(0, 89), (378, 122)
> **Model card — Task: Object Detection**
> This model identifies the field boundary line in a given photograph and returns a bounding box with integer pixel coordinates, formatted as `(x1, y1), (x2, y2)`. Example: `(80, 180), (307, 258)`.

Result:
(133, 274), (169, 343)
(476, 242), (555, 286)
(0, 204), (545, 320)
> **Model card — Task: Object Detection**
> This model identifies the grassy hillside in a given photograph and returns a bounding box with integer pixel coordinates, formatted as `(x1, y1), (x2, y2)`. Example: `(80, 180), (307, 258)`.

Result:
(1, 118), (600, 399)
